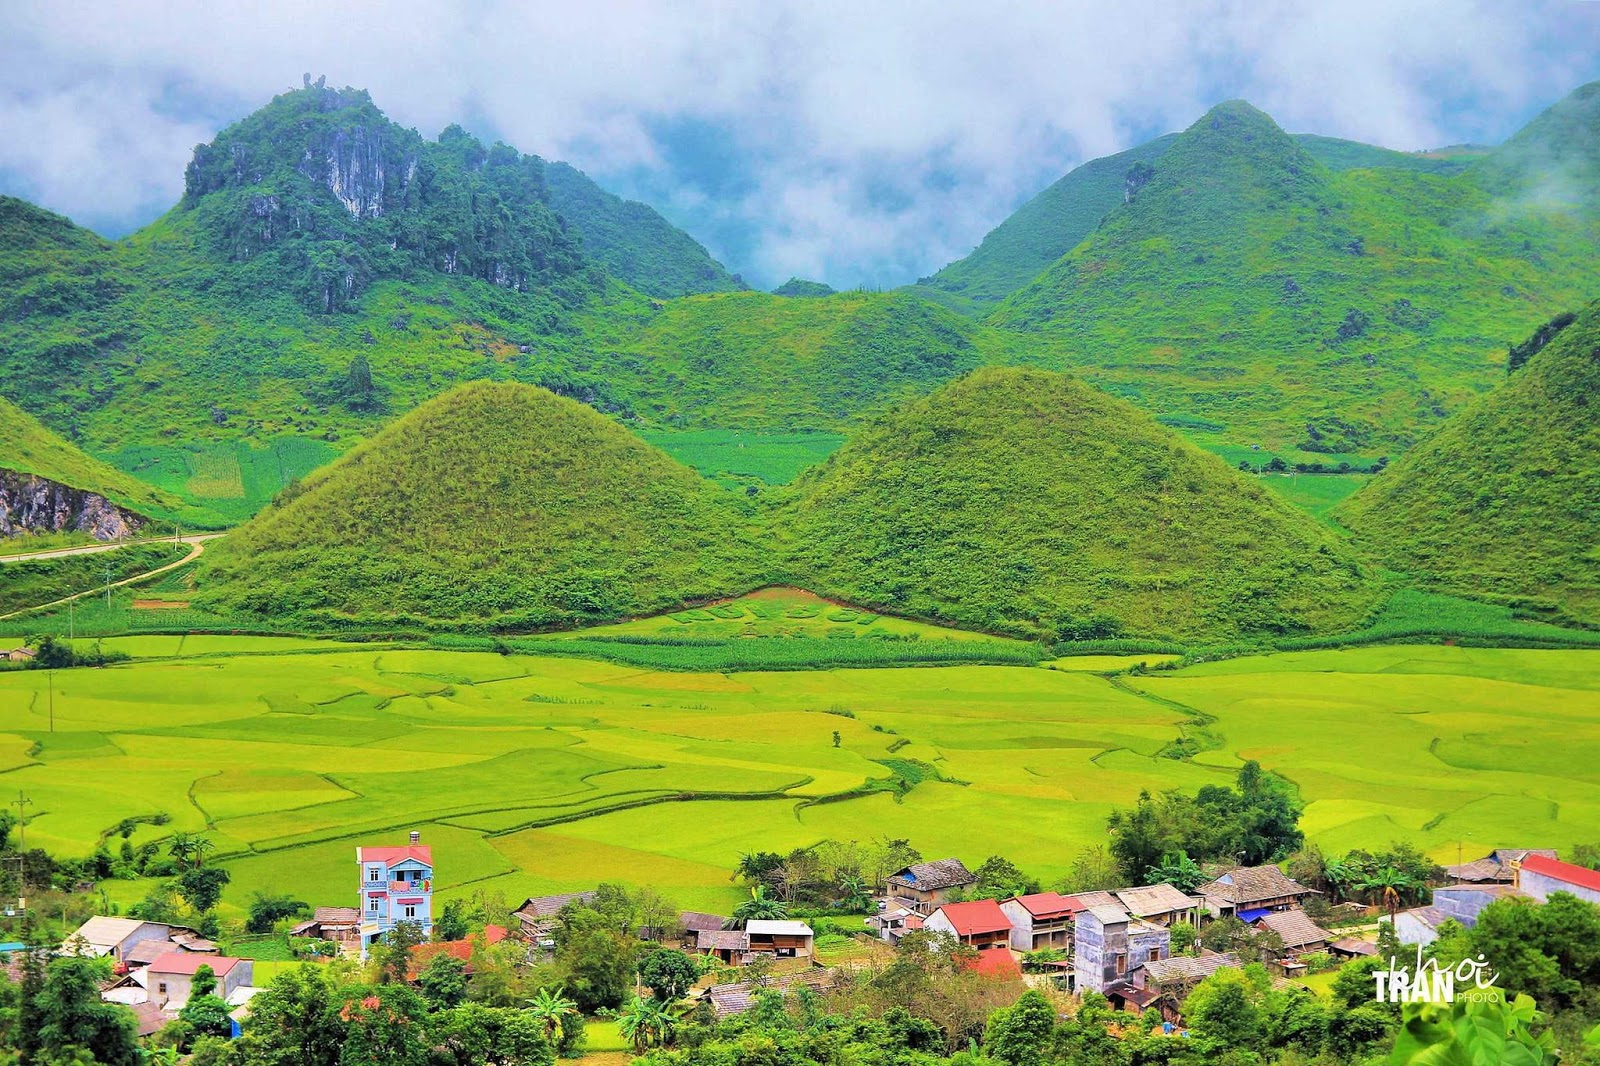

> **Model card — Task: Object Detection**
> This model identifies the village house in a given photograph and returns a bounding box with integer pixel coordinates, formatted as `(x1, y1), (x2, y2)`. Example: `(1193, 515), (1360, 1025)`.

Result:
(146, 953), (253, 1010)
(4, 647), (34, 663)
(925, 899), (1013, 950)
(699, 969), (836, 1018)
(677, 911), (727, 949)
(1254, 909), (1331, 956)
(746, 919), (815, 959)
(867, 903), (924, 944)
(1395, 884), (1525, 945)
(885, 859), (976, 916)
(1119, 952), (1244, 1021)
(358, 833), (433, 952)
(1198, 865), (1316, 919)
(695, 929), (750, 965)
(408, 925), (508, 978)
(60, 918), (210, 966)
(1000, 892), (1079, 952)
(1446, 848), (1558, 884)
(288, 906), (361, 949)
(1517, 853), (1600, 905)
(1073, 904), (1170, 995)
(513, 891), (597, 945)
(1114, 884), (1204, 928)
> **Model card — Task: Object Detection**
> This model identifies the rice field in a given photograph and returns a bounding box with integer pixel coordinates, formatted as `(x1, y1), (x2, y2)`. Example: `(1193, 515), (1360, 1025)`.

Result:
(1, 635), (1597, 918)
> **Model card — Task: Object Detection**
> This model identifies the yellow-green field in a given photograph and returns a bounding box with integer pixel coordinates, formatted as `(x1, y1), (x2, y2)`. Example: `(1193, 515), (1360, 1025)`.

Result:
(0, 637), (1596, 917)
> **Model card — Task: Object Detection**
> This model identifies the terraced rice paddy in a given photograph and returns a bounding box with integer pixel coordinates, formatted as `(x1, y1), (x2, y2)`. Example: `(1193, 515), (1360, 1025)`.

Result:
(0, 635), (1595, 916)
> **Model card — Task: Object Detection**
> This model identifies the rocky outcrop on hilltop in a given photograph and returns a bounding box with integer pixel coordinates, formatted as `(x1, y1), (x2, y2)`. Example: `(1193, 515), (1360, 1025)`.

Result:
(0, 470), (143, 540)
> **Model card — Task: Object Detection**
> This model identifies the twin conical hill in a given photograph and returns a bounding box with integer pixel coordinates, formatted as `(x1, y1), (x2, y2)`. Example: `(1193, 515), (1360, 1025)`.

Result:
(197, 382), (766, 627)
(1336, 301), (1600, 624)
(774, 367), (1378, 643)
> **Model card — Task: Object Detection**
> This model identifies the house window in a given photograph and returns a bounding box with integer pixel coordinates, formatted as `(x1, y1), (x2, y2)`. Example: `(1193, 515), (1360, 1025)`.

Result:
(368, 866), (381, 882)
(404, 905), (416, 919)
(369, 898), (379, 913)
(158, 982), (167, 995)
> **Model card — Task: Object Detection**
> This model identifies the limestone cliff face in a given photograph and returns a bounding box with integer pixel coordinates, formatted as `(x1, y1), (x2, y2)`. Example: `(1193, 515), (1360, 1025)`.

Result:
(0, 470), (142, 540)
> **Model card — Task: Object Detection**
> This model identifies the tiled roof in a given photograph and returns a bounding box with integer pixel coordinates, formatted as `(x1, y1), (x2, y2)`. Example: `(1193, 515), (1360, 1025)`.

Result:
(679, 911), (728, 932)
(1255, 909), (1330, 949)
(1115, 883), (1197, 917)
(1142, 951), (1241, 985)
(148, 953), (243, 976)
(1199, 865), (1314, 905)
(933, 899), (1011, 936)
(1520, 853), (1600, 893)
(1006, 892), (1081, 918)
(1063, 890), (1120, 910)
(888, 859), (976, 891)
(357, 845), (433, 865)
(515, 891), (597, 919)
(696, 929), (749, 951)
(1330, 937), (1377, 956)
(1495, 848), (1558, 865)
(1446, 858), (1510, 882)
(407, 926), (507, 976)
(703, 969), (834, 1017)
(313, 907), (361, 925)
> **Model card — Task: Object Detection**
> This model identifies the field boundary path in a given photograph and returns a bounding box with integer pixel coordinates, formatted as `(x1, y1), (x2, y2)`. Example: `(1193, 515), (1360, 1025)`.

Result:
(0, 534), (224, 621)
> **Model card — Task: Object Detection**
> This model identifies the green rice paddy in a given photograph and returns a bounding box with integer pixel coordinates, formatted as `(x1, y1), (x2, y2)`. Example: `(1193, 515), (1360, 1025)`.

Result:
(2, 631), (1597, 918)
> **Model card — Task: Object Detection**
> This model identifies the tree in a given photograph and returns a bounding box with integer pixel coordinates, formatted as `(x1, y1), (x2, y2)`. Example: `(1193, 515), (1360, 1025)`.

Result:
(1357, 865), (1414, 923)
(732, 884), (787, 923)
(429, 1003), (554, 1066)
(176, 866), (231, 914)
(1169, 921), (1197, 954)
(248, 893), (311, 934)
(973, 855), (1036, 900)
(342, 354), (378, 411)
(191, 964), (217, 1000)
(1146, 850), (1205, 892)
(557, 928), (635, 1013)
(375, 921), (426, 985)
(613, 995), (674, 1053)
(37, 956), (139, 1066)
(837, 874), (874, 913)
(417, 954), (468, 1009)
(433, 898), (470, 942)
(338, 984), (430, 1066)
(639, 948), (697, 1004)
(525, 985), (581, 1054)
(1183, 968), (1263, 1051)
(1059, 845), (1122, 893)
(240, 962), (349, 1066)
(984, 988), (1055, 1066)
(178, 986), (233, 1041)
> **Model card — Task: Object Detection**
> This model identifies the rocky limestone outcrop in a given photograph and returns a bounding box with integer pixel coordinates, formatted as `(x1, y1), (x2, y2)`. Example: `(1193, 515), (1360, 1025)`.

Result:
(0, 469), (143, 541)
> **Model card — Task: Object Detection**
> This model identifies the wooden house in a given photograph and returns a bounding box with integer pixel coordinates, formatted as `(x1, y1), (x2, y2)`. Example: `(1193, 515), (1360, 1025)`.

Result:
(885, 859), (976, 916)
(1198, 865), (1316, 919)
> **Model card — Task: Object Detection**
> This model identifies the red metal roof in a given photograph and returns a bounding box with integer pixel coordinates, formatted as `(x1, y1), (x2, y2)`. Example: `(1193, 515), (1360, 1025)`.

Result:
(147, 953), (242, 976)
(406, 926), (508, 977)
(965, 946), (1022, 979)
(1008, 892), (1081, 918)
(936, 899), (1012, 936)
(1521, 853), (1600, 893)
(358, 845), (433, 865)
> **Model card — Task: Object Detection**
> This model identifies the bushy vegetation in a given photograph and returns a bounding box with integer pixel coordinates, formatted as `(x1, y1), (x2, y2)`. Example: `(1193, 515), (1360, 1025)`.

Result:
(470, 632), (1044, 672)
(198, 381), (767, 628)
(1337, 301), (1600, 625)
(0, 541), (185, 615)
(776, 367), (1379, 644)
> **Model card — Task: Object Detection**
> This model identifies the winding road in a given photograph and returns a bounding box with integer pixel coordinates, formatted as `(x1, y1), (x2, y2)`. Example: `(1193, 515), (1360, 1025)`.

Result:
(0, 534), (225, 621)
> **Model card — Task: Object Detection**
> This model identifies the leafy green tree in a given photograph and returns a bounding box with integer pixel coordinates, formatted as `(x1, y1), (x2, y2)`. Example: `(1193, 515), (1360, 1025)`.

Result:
(1146, 850), (1205, 892)
(376, 921), (426, 985)
(1059, 845), (1122, 893)
(417, 953), (468, 1009)
(557, 928), (635, 1013)
(178, 986), (233, 1041)
(732, 884), (788, 923)
(639, 948), (697, 1003)
(1183, 968), (1263, 1051)
(613, 995), (675, 1053)
(983, 988), (1055, 1066)
(342, 354), (378, 411)
(434, 898), (470, 942)
(37, 956), (139, 1066)
(1357, 865), (1415, 923)
(428, 1003), (553, 1066)
(1169, 921), (1197, 954)
(247, 893), (310, 933)
(973, 855), (1036, 900)
(525, 985), (581, 1054)
(237, 962), (348, 1066)
(176, 866), (231, 913)
(337, 985), (429, 1066)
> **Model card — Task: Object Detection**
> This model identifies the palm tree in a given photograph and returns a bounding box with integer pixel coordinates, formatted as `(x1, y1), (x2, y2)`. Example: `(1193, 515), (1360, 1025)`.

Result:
(189, 836), (216, 868)
(526, 985), (579, 1047)
(167, 832), (199, 869)
(1323, 857), (1358, 901)
(732, 884), (788, 924)
(1146, 850), (1205, 893)
(837, 875), (873, 913)
(1358, 865), (1415, 922)
(614, 995), (674, 1053)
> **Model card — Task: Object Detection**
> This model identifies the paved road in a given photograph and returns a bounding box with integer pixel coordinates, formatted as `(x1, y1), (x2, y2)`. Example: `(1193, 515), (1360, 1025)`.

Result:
(0, 534), (226, 621)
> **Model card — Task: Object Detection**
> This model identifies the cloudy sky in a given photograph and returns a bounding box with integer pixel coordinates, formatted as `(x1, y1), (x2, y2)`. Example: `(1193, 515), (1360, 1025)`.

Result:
(3, 1), (1599, 289)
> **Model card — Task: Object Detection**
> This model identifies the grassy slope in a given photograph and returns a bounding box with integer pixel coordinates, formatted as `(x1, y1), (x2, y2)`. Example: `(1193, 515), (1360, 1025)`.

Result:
(988, 94), (1600, 453)
(774, 367), (1379, 644)
(0, 394), (180, 519)
(544, 161), (744, 298)
(197, 381), (767, 628)
(1335, 301), (1600, 624)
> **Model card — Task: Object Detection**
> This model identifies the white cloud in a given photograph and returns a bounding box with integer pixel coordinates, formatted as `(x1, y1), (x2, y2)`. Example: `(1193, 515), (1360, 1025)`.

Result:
(1, 0), (1596, 286)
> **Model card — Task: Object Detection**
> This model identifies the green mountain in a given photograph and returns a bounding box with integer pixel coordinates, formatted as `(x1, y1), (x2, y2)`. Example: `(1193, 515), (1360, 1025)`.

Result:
(544, 160), (743, 297)
(984, 91), (1600, 454)
(920, 132), (1470, 311)
(197, 381), (765, 628)
(774, 367), (1377, 644)
(0, 393), (180, 523)
(1335, 302), (1600, 624)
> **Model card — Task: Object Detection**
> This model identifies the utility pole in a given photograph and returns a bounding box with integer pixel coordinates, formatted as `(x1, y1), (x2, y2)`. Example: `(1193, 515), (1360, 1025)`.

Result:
(104, 563), (114, 608)
(13, 792), (31, 854)
(47, 670), (53, 733)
